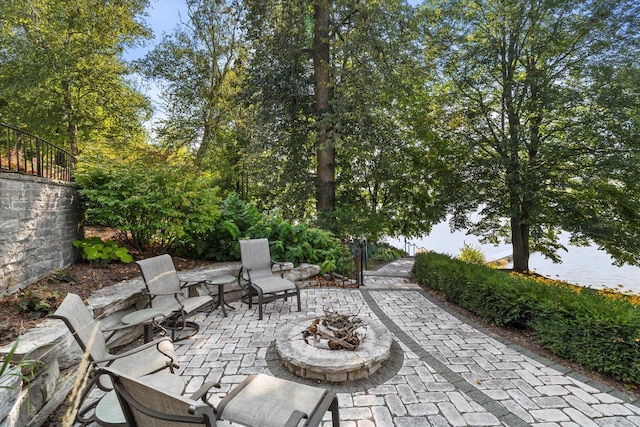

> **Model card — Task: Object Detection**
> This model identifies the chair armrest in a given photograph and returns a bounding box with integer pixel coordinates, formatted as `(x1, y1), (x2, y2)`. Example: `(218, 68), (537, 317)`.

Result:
(95, 337), (178, 388)
(102, 322), (141, 333)
(284, 410), (308, 427)
(94, 338), (173, 364)
(144, 290), (183, 297)
(101, 322), (144, 343)
(239, 266), (252, 281)
(189, 380), (221, 407)
(180, 280), (205, 289)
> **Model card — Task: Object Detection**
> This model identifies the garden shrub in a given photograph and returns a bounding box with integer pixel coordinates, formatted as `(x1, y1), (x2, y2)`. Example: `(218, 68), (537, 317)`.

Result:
(457, 242), (486, 265)
(414, 252), (640, 385)
(369, 242), (408, 262)
(245, 216), (352, 274)
(176, 193), (260, 261)
(76, 146), (221, 252)
(175, 193), (353, 274)
(72, 237), (133, 264)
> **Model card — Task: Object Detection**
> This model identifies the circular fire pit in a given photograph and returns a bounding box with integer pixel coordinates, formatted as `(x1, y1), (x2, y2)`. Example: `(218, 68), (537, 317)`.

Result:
(276, 315), (392, 382)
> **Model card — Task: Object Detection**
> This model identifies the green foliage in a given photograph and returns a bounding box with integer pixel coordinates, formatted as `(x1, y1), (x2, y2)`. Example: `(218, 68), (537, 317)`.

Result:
(137, 0), (245, 187)
(414, 252), (640, 385)
(75, 146), (221, 252)
(72, 237), (133, 264)
(369, 242), (407, 262)
(0, 0), (151, 154)
(418, 0), (640, 271)
(16, 286), (60, 319)
(175, 193), (352, 274)
(241, 0), (434, 237)
(175, 193), (259, 260)
(0, 340), (19, 379)
(1, 339), (46, 412)
(245, 216), (352, 275)
(457, 242), (486, 265)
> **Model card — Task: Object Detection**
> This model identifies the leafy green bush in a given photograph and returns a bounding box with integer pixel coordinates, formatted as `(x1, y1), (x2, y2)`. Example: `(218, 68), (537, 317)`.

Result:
(72, 237), (133, 264)
(75, 147), (220, 252)
(457, 242), (486, 265)
(175, 193), (260, 261)
(174, 193), (352, 274)
(369, 242), (407, 262)
(413, 252), (640, 385)
(245, 216), (352, 274)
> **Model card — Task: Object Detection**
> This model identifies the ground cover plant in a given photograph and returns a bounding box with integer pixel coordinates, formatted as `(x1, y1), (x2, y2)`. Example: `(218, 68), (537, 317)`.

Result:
(414, 252), (640, 386)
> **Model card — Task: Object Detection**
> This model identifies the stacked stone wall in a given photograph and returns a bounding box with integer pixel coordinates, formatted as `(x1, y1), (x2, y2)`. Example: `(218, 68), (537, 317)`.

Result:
(0, 173), (79, 296)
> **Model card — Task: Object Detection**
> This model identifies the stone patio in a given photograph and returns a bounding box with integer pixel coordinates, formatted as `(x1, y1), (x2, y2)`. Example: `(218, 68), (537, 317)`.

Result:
(55, 258), (640, 426)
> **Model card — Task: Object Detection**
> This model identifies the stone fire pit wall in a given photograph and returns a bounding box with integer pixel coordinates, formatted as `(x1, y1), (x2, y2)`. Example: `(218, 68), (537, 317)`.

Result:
(276, 316), (392, 383)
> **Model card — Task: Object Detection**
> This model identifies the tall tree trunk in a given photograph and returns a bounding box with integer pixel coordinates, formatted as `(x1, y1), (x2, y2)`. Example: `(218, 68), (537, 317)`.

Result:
(313, 0), (334, 225)
(511, 215), (530, 272)
(63, 80), (79, 156)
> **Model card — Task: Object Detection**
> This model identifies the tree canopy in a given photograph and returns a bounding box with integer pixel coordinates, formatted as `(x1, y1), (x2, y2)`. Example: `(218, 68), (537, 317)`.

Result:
(2, 0), (640, 272)
(0, 0), (151, 154)
(242, 0), (431, 238)
(418, 0), (640, 271)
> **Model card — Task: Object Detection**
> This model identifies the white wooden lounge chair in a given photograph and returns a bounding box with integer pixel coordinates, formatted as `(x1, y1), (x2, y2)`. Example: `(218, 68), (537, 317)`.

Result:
(52, 293), (178, 425)
(136, 254), (214, 340)
(99, 367), (340, 427)
(238, 238), (301, 320)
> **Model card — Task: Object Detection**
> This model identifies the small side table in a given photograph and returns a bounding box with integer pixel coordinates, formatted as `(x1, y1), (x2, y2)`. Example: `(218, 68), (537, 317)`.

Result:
(205, 275), (236, 317)
(121, 307), (172, 343)
(95, 372), (185, 427)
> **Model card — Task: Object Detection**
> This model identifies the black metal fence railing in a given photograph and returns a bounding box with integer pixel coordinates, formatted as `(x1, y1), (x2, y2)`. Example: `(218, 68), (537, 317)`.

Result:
(1, 123), (75, 182)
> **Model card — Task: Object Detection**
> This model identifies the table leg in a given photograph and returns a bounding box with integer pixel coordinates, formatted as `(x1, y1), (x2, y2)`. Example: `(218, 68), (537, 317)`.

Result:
(143, 324), (153, 343)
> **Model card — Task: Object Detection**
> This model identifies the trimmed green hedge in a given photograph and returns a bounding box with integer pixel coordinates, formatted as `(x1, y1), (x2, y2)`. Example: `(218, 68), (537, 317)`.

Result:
(413, 252), (640, 385)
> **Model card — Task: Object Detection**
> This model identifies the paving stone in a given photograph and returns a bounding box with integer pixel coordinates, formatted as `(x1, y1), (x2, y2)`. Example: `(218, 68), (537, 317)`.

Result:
(530, 408), (571, 422)
(371, 406), (394, 427)
(62, 258), (640, 427)
(394, 416), (430, 426)
(384, 394), (407, 416)
(406, 402), (439, 416)
(563, 408), (600, 427)
(353, 395), (384, 407)
(340, 407), (373, 420)
(462, 412), (502, 425)
(438, 401), (466, 426)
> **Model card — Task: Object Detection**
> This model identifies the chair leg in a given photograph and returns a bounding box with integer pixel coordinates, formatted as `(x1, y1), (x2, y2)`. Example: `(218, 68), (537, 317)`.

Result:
(73, 374), (101, 425)
(257, 288), (264, 320)
(164, 316), (200, 341)
(329, 394), (340, 427)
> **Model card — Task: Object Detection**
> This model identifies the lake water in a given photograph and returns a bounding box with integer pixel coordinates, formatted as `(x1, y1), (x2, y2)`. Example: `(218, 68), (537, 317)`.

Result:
(386, 222), (640, 294)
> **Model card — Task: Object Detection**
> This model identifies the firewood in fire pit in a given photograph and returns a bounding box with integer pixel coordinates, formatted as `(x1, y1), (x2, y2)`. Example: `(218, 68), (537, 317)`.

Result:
(302, 313), (365, 351)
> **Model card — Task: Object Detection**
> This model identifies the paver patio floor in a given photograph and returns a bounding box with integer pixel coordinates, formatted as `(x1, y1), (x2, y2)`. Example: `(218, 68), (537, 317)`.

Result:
(77, 258), (640, 426)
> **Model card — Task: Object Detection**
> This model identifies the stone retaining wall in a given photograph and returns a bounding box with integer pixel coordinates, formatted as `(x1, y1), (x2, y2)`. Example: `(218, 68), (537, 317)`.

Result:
(0, 173), (79, 297)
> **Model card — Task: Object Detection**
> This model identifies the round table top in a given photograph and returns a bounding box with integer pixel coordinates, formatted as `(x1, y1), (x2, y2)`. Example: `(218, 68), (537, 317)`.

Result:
(95, 372), (185, 426)
(121, 307), (172, 325)
(205, 274), (236, 285)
